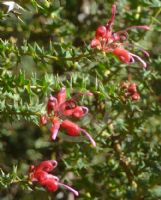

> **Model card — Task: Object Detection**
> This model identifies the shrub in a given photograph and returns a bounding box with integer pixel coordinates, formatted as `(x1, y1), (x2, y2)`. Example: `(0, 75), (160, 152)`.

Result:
(0, 1), (161, 199)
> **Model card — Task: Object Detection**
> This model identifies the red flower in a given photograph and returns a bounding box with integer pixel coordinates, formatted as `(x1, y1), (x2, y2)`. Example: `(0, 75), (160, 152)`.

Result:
(113, 48), (131, 64)
(35, 160), (58, 172)
(50, 118), (61, 140)
(61, 120), (96, 147)
(91, 4), (149, 68)
(29, 160), (58, 182)
(29, 160), (79, 196)
(121, 82), (140, 101)
(40, 88), (96, 147)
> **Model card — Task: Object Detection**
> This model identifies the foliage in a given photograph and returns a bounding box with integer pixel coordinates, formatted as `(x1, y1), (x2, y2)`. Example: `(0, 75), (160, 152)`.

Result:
(0, 0), (161, 199)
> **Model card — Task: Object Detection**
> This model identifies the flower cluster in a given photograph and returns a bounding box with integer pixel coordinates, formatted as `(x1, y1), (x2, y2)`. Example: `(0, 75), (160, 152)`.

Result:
(121, 82), (140, 101)
(28, 4), (148, 197)
(40, 87), (96, 147)
(29, 160), (78, 196)
(91, 4), (149, 68)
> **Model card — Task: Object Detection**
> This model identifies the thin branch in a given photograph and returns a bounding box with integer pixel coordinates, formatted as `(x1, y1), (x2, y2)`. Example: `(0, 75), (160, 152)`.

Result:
(0, 110), (40, 117)
(111, 137), (136, 185)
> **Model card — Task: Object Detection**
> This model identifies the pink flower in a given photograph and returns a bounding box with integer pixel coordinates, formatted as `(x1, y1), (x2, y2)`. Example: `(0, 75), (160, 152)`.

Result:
(40, 88), (96, 147)
(91, 4), (150, 68)
(29, 160), (79, 196)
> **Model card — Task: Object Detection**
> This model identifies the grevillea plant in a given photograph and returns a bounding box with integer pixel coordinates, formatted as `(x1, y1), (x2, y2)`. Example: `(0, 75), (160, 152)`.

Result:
(40, 87), (96, 147)
(1, 1), (161, 200)
(29, 160), (78, 196)
(91, 4), (149, 68)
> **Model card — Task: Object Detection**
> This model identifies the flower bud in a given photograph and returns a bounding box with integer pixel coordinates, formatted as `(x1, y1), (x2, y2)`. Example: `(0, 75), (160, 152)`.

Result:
(131, 93), (140, 101)
(95, 26), (107, 38)
(128, 83), (137, 94)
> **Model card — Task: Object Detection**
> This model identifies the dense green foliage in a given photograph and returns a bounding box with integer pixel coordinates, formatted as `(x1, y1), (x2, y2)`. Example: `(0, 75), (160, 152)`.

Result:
(0, 0), (161, 199)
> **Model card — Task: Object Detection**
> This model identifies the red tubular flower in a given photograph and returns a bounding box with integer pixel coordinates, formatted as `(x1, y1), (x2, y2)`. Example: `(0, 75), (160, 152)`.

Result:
(61, 120), (96, 147)
(91, 4), (149, 68)
(47, 95), (58, 114)
(57, 87), (66, 105)
(29, 160), (58, 182)
(72, 106), (88, 118)
(50, 118), (61, 140)
(40, 88), (96, 147)
(95, 26), (107, 38)
(41, 175), (59, 192)
(112, 48), (149, 68)
(35, 160), (58, 172)
(29, 160), (79, 196)
(113, 48), (132, 64)
(60, 101), (88, 118)
(61, 120), (80, 136)
(59, 99), (77, 116)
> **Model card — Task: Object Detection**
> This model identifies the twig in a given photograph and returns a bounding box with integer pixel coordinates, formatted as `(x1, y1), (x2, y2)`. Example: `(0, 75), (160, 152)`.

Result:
(111, 137), (136, 185)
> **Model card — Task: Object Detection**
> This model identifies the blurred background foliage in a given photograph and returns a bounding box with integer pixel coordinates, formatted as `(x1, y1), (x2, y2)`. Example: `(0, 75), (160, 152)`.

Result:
(0, 0), (161, 199)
